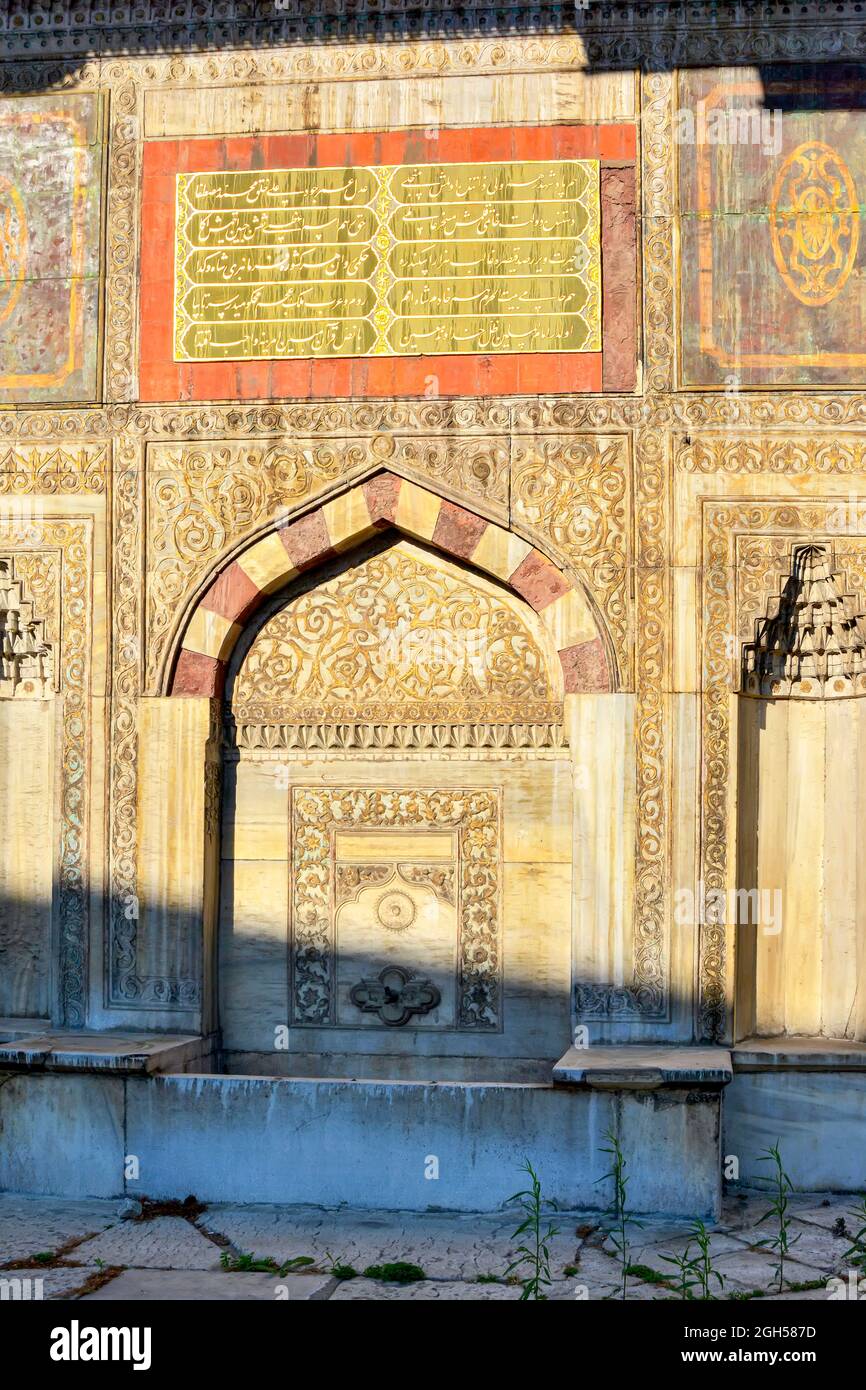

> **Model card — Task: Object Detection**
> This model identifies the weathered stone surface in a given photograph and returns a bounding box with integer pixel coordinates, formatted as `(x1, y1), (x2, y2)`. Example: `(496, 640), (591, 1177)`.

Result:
(600, 164), (637, 392)
(790, 1198), (862, 1234)
(330, 1277), (524, 1301)
(709, 1247), (826, 1295)
(508, 549), (571, 611)
(0, 1195), (119, 1264)
(762, 1287), (833, 1302)
(199, 1205), (582, 1282)
(554, 1045), (732, 1088)
(0, 1267), (98, 1300)
(719, 1191), (841, 1233)
(430, 498), (488, 560)
(0, 1032), (205, 1074)
(80, 1269), (333, 1301)
(279, 510), (333, 572)
(0, 1192), (854, 1301)
(772, 1219), (854, 1273)
(620, 1230), (746, 1273)
(557, 1245), (623, 1296)
(76, 1217), (222, 1271)
(558, 637), (611, 694)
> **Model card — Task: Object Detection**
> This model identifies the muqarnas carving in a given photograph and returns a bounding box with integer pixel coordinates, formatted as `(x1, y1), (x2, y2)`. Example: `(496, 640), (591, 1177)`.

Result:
(742, 544), (866, 699)
(0, 557), (54, 699)
(0, 94), (104, 404)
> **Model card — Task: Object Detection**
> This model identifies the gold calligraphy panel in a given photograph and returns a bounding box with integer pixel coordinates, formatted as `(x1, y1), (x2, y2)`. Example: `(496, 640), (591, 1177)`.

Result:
(174, 159), (600, 360)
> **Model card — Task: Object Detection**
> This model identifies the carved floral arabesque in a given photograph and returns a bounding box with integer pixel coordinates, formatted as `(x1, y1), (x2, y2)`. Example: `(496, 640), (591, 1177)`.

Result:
(103, 71), (139, 403)
(109, 436), (201, 1007)
(1, 521), (91, 1026)
(679, 435), (866, 475)
(291, 788), (501, 1030)
(512, 433), (630, 687)
(0, 446), (104, 1023)
(13, 396), (866, 446)
(0, 34), (675, 1031)
(230, 543), (561, 729)
(0, 444), (107, 495)
(335, 863), (456, 909)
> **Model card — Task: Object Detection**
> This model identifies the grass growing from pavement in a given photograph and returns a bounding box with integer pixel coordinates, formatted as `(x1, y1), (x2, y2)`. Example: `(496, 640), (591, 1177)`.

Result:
(363, 1262), (426, 1283)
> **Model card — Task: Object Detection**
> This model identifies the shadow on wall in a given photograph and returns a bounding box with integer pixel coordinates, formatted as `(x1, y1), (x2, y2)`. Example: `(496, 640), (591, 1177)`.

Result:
(0, 873), (731, 1078)
(0, 5), (786, 86)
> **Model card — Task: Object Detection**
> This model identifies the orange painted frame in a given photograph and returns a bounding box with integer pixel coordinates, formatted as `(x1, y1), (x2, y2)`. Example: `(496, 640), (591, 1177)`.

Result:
(689, 75), (866, 377)
(0, 112), (88, 393)
(139, 123), (635, 402)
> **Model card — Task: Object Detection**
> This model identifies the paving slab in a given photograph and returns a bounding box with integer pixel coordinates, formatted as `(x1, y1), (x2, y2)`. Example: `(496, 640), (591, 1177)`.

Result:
(200, 1204), (583, 1281)
(766, 1219), (854, 1274)
(558, 1244), (624, 1295)
(0, 1192), (858, 1301)
(0, 1266), (96, 1300)
(792, 1197), (863, 1234)
(330, 1277), (524, 1300)
(80, 1268), (333, 1300)
(760, 1287), (832, 1301)
(0, 1195), (119, 1264)
(600, 1222), (728, 1257)
(624, 1230), (750, 1278)
(608, 1220), (697, 1249)
(75, 1216), (222, 1270)
(710, 1246), (826, 1295)
(720, 1191), (834, 1233)
(550, 1277), (619, 1301)
(602, 1278), (678, 1301)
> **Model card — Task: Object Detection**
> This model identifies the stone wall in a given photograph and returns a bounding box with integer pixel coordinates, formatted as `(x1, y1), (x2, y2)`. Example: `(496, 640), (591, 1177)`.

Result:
(1, 3), (866, 1064)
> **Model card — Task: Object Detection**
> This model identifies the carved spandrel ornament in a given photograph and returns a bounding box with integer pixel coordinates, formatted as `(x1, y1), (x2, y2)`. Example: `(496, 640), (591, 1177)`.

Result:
(742, 544), (866, 699)
(229, 540), (562, 736)
(511, 433), (630, 686)
(0, 556), (55, 698)
(146, 436), (508, 692)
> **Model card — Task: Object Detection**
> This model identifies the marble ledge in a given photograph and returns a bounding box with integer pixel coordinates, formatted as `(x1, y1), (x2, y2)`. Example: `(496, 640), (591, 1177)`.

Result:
(552, 1045), (733, 1090)
(0, 1029), (212, 1075)
(733, 1036), (866, 1072)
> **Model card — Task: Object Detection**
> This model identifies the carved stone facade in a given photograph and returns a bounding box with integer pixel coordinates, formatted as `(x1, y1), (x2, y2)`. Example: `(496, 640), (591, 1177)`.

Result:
(743, 545), (866, 699)
(1, 2), (866, 1074)
(0, 556), (55, 699)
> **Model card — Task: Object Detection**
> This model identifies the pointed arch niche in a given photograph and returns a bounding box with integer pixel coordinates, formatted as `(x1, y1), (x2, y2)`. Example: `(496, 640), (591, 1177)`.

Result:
(141, 474), (616, 1078)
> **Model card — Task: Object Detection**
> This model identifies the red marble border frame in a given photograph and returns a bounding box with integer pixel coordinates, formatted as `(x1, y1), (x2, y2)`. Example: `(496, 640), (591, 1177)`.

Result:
(140, 123), (636, 402)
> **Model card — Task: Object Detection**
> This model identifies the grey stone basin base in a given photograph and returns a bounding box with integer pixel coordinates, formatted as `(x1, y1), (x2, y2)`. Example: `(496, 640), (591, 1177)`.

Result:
(0, 1061), (724, 1219)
